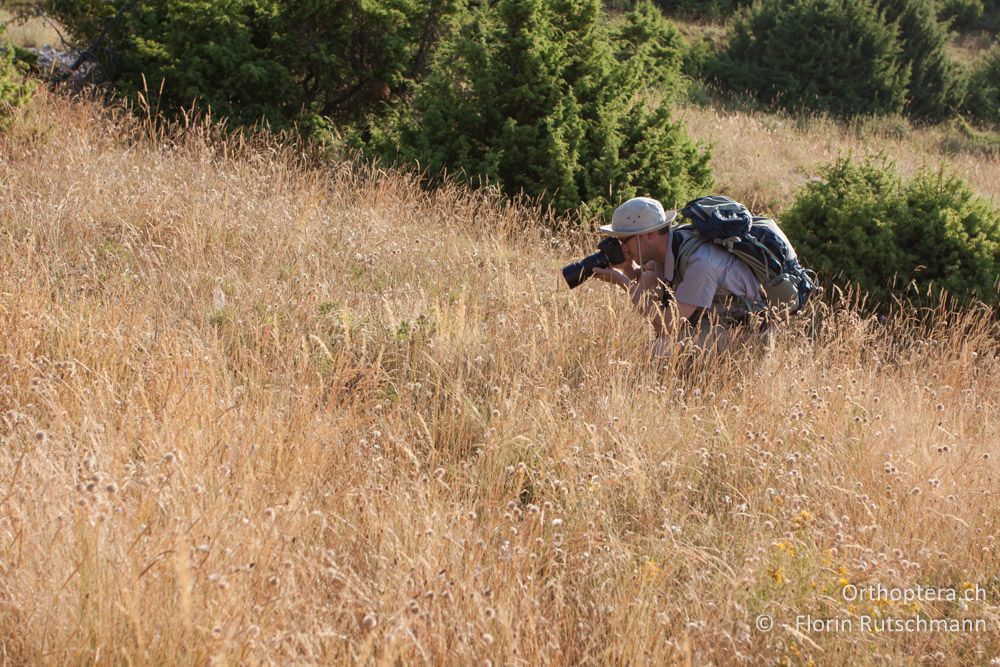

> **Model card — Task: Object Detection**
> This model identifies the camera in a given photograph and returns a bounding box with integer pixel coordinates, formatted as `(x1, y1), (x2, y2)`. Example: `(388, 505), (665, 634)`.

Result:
(562, 236), (627, 289)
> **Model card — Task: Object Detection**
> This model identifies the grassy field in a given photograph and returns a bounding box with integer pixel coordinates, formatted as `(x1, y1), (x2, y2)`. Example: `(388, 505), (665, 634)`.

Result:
(1, 92), (999, 665)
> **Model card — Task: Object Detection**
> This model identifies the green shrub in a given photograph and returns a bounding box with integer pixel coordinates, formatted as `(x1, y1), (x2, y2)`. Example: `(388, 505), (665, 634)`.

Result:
(611, 0), (685, 96)
(964, 43), (1000, 127)
(880, 0), (966, 121)
(43, 0), (461, 130)
(711, 0), (909, 117)
(781, 156), (1000, 306)
(385, 0), (711, 215)
(0, 28), (34, 129)
(120, 1), (295, 127)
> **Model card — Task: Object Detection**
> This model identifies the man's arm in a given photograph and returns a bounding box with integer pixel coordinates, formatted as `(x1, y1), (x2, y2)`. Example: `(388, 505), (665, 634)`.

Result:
(595, 262), (698, 336)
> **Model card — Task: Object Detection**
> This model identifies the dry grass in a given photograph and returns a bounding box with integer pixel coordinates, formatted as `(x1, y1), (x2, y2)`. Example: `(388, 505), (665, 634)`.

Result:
(0, 10), (63, 49)
(1, 92), (999, 665)
(948, 29), (996, 66)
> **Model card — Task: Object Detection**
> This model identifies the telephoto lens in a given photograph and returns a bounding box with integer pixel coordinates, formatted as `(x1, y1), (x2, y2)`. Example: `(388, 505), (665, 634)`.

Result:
(562, 237), (626, 288)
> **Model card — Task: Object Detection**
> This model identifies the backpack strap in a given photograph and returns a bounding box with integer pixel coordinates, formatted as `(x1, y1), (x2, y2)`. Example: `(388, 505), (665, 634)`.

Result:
(670, 225), (707, 286)
(728, 236), (784, 285)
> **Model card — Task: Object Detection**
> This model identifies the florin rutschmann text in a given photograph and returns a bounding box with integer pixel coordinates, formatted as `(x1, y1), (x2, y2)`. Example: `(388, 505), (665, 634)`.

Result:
(795, 615), (987, 633)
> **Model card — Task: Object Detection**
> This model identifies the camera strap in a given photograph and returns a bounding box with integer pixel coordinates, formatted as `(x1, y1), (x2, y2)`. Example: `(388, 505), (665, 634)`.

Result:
(670, 227), (683, 283)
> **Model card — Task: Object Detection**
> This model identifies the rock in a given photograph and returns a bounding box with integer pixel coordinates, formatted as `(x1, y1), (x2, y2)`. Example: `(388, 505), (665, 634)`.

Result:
(28, 45), (100, 87)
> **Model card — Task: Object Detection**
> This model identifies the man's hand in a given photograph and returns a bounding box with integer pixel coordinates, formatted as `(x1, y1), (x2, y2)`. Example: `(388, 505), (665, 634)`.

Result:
(630, 260), (663, 307)
(636, 261), (662, 292)
(591, 267), (632, 289)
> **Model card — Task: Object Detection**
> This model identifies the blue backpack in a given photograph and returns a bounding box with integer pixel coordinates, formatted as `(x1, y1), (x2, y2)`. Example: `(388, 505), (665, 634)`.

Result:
(675, 195), (815, 314)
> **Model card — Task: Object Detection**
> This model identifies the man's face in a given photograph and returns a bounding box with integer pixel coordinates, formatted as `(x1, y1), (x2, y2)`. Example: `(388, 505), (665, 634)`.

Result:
(620, 233), (643, 265)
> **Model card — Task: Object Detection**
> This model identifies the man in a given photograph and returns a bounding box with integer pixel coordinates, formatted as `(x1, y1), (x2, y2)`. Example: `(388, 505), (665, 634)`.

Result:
(592, 196), (767, 352)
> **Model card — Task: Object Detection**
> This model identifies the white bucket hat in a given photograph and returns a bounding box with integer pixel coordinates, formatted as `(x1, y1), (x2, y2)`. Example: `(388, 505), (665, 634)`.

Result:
(600, 196), (677, 238)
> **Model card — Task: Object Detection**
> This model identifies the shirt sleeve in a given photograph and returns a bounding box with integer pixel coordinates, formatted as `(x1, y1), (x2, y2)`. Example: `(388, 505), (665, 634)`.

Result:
(673, 256), (720, 309)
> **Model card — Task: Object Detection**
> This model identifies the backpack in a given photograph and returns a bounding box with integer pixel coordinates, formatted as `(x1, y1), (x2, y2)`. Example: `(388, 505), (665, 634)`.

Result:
(673, 195), (815, 315)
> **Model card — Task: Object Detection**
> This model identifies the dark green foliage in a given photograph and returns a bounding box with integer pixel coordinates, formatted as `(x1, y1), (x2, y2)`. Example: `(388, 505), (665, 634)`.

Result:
(387, 0), (711, 215)
(611, 0), (684, 95)
(964, 43), (1000, 126)
(781, 156), (1000, 306)
(705, 0), (965, 120)
(711, 0), (909, 117)
(0, 28), (35, 129)
(981, 1), (1000, 32)
(879, 0), (966, 121)
(119, 1), (295, 127)
(937, 0), (984, 28)
(273, 0), (461, 124)
(43, 0), (461, 130)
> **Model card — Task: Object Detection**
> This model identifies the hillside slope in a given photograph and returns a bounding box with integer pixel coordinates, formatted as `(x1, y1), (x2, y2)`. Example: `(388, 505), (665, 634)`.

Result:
(1, 94), (999, 664)
(679, 103), (1000, 213)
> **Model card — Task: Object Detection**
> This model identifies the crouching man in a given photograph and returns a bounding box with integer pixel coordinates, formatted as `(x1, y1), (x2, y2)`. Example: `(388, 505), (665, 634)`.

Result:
(591, 196), (770, 354)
